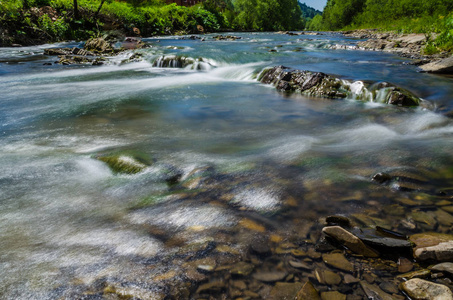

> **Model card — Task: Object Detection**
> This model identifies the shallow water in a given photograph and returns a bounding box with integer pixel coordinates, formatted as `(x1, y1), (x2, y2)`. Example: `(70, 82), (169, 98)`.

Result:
(1, 32), (453, 299)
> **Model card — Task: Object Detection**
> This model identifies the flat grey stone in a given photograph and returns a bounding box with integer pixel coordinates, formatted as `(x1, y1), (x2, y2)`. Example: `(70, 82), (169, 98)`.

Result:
(419, 56), (453, 74)
(401, 278), (453, 300)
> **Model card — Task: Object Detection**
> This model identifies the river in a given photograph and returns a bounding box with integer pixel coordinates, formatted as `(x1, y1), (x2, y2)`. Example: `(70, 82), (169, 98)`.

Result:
(1, 32), (453, 299)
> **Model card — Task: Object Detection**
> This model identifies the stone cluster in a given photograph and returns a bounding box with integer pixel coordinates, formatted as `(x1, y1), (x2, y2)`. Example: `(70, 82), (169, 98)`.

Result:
(259, 65), (421, 107)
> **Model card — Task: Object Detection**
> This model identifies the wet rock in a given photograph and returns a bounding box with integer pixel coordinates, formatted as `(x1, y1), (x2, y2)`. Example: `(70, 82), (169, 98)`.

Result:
(152, 55), (198, 68)
(184, 268), (207, 282)
(239, 218), (266, 232)
(291, 249), (308, 257)
(250, 239), (272, 257)
(94, 150), (152, 174)
(232, 280), (247, 290)
(269, 282), (304, 300)
(122, 37), (146, 50)
(315, 269), (342, 285)
(322, 252), (354, 273)
(397, 269), (431, 280)
(196, 281), (226, 294)
(230, 262), (254, 276)
(343, 274), (360, 284)
(360, 281), (393, 300)
(44, 48), (73, 56)
(197, 264), (215, 273)
(414, 237), (453, 262)
(430, 262), (453, 276)
(434, 209), (453, 226)
(411, 211), (437, 230)
(400, 278), (453, 300)
(253, 271), (288, 283)
(57, 55), (105, 65)
(326, 215), (352, 227)
(212, 35), (242, 41)
(322, 226), (379, 257)
(103, 284), (165, 299)
(84, 37), (114, 54)
(379, 281), (399, 294)
(419, 56), (453, 74)
(358, 235), (412, 251)
(296, 281), (320, 300)
(352, 228), (412, 258)
(289, 259), (311, 270)
(411, 233), (453, 250)
(386, 88), (420, 107)
(362, 273), (375, 284)
(320, 291), (347, 300)
(244, 290), (260, 298)
(259, 66), (421, 106)
(375, 226), (408, 240)
(398, 257), (414, 273)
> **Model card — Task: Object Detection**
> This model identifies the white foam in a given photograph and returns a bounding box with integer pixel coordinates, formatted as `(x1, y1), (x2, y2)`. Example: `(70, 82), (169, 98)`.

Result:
(265, 135), (317, 162)
(60, 228), (162, 257)
(232, 188), (281, 212)
(129, 204), (236, 230)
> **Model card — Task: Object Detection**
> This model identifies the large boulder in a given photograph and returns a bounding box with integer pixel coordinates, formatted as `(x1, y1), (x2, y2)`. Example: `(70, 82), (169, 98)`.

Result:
(322, 226), (379, 257)
(84, 37), (114, 54)
(419, 56), (453, 74)
(258, 66), (421, 106)
(410, 233), (453, 262)
(400, 278), (453, 300)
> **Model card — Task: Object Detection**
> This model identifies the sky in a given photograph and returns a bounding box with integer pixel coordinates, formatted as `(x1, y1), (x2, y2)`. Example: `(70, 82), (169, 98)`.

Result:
(300, 0), (327, 11)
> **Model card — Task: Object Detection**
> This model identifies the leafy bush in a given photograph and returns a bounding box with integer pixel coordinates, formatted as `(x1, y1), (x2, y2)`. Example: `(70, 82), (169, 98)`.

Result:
(38, 14), (69, 40)
(433, 13), (453, 52)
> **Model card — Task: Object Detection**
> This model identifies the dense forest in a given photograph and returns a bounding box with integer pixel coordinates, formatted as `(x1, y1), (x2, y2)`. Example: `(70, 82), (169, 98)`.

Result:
(307, 0), (453, 52)
(1, 0), (452, 53)
(0, 0), (307, 46)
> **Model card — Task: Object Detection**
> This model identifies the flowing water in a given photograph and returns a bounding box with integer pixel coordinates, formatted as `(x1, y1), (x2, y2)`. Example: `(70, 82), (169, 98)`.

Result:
(1, 32), (453, 299)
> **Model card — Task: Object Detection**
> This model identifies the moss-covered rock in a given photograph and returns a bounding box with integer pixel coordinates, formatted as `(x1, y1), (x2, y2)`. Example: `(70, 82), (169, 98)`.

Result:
(84, 37), (114, 54)
(259, 65), (421, 107)
(94, 149), (152, 174)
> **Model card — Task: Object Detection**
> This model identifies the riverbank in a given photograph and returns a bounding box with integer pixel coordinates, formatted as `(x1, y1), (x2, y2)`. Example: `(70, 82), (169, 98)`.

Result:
(333, 29), (453, 74)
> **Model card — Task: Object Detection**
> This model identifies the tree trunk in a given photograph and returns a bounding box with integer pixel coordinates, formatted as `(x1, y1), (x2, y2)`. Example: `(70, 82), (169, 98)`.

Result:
(95, 0), (106, 19)
(74, 0), (79, 19)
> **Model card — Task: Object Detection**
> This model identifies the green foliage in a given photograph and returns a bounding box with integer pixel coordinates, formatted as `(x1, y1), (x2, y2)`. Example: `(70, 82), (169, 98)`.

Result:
(322, 0), (366, 30)
(429, 13), (453, 52)
(38, 14), (69, 39)
(306, 14), (324, 31)
(321, 0), (453, 32)
(298, 1), (321, 19)
(316, 0), (453, 52)
(0, 0), (23, 19)
(1, 0), (309, 45)
(202, 0), (233, 29)
(232, 0), (304, 31)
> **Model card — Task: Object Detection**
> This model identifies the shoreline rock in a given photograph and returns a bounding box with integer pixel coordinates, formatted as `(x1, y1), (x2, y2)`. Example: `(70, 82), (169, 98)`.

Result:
(419, 56), (453, 74)
(43, 37), (145, 65)
(337, 29), (452, 74)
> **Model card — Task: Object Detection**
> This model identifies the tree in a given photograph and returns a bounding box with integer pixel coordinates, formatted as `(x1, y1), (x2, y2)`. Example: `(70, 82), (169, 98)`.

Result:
(233, 0), (303, 31)
(322, 0), (366, 30)
(74, 0), (79, 19)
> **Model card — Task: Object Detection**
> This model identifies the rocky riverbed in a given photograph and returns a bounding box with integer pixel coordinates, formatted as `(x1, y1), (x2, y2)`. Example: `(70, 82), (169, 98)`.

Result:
(4, 32), (453, 300)
(51, 150), (453, 300)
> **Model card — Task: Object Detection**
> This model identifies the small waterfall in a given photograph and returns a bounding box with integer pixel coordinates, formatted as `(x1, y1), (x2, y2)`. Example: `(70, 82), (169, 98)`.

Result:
(259, 66), (422, 107)
(152, 55), (214, 70)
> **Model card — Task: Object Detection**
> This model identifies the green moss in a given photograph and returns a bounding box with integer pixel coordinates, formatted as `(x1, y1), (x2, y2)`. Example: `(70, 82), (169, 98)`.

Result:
(94, 149), (153, 174)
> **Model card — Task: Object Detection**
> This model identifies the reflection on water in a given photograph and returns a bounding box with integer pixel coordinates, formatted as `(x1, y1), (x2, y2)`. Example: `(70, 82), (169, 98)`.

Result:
(0, 32), (453, 299)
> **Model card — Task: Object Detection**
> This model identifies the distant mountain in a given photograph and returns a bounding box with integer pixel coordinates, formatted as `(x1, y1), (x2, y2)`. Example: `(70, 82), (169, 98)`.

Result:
(298, 2), (322, 19)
